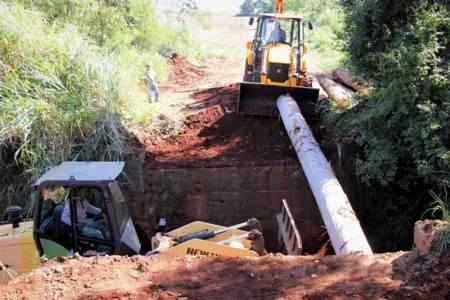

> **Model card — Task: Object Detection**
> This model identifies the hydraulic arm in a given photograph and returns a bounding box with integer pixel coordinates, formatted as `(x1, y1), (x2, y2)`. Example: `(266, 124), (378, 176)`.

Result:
(275, 0), (285, 14)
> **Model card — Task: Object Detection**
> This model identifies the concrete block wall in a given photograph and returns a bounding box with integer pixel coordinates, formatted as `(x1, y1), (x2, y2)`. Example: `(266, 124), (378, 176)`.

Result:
(125, 159), (324, 251)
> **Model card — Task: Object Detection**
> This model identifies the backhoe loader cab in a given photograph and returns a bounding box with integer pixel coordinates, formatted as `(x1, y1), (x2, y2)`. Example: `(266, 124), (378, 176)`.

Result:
(33, 162), (141, 260)
(245, 14), (309, 84)
(0, 162), (141, 282)
(239, 13), (319, 119)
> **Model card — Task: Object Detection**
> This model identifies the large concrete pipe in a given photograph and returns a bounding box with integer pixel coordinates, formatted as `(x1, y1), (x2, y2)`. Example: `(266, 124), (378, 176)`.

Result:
(277, 94), (373, 255)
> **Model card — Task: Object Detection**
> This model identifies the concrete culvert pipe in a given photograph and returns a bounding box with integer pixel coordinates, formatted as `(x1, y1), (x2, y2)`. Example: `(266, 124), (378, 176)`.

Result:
(277, 94), (373, 255)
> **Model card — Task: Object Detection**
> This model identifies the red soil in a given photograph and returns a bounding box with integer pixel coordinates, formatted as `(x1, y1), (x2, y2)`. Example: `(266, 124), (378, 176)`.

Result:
(137, 83), (298, 169)
(2, 251), (449, 300)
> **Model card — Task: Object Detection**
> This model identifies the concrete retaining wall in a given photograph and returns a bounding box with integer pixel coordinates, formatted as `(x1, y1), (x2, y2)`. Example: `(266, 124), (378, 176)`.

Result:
(124, 152), (323, 251)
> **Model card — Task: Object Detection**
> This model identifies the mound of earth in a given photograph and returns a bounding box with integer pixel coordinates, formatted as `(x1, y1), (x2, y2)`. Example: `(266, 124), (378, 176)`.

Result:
(2, 250), (449, 299)
(138, 84), (298, 169)
(159, 53), (207, 92)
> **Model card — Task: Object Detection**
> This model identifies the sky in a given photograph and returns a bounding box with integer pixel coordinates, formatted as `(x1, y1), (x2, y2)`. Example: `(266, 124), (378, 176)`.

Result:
(156, 0), (244, 13)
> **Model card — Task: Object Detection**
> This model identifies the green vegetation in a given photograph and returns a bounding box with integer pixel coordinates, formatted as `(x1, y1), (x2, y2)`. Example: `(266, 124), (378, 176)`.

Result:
(335, 0), (450, 191)
(426, 187), (450, 253)
(0, 0), (206, 214)
(289, 0), (345, 70)
(239, 0), (274, 14)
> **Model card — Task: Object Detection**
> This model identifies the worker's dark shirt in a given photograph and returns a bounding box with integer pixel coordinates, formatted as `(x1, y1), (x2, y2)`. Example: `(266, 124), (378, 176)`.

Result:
(269, 29), (287, 43)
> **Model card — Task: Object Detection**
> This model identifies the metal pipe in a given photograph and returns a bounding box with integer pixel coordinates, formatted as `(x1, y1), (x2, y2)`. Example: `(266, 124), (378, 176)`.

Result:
(214, 221), (248, 234)
(277, 95), (373, 255)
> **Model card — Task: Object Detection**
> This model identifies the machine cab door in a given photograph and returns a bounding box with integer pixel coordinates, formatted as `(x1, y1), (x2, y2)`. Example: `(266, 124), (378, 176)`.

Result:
(33, 182), (116, 259)
(107, 181), (141, 256)
(70, 184), (116, 256)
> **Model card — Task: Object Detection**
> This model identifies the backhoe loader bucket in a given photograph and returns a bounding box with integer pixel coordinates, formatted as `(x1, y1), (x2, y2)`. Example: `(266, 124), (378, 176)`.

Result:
(238, 82), (320, 120)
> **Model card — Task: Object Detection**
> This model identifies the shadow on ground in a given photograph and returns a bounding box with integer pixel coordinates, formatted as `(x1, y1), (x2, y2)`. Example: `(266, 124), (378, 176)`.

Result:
(73, 251), (449, 300)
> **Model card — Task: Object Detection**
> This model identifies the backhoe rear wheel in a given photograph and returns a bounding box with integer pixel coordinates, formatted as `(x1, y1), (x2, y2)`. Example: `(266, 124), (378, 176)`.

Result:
(243, 60), (253, 82)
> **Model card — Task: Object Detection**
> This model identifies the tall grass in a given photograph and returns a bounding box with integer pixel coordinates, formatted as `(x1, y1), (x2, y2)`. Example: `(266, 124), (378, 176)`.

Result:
(0, 1), (206, 215)
(424, 187), (450, 253)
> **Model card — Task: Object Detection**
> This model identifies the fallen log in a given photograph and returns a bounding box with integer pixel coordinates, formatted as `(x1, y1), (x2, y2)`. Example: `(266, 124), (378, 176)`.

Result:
(277, 94), (373, 255)
(309, 75), (328, 101)
(332, 68), (370, 97)
(317, 76), (354, 108)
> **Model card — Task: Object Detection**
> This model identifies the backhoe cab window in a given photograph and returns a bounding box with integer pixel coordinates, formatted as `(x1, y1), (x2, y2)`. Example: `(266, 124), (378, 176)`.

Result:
(109, 181), (129, 235)
(261, 18), (294, 45)
(39, 186), (70, 229)
(36, 185), (73, 259)
(36, 185), (114, 259)
(70, 187), (113, 254)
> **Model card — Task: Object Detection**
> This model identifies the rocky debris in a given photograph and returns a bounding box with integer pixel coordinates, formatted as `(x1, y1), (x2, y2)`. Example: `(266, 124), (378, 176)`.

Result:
(414, 219), (450, 255)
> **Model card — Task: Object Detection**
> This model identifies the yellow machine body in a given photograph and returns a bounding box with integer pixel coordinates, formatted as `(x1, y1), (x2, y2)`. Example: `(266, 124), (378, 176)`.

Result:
(0, 221), (41, 284)
(151, 221), (265, 257)
(239, 10), (319, 118)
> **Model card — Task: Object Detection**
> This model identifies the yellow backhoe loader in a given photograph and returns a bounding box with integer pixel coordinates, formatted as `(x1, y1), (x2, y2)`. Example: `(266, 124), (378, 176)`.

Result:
(239, 0), (320, 118)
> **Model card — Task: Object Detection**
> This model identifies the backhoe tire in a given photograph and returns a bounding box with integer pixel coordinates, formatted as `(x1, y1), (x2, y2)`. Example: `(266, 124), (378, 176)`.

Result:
(243, 60), (254, 82)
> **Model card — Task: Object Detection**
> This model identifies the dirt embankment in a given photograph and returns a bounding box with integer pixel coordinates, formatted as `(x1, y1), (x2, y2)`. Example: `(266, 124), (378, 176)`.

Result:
(2, 251), (449, 300)
(137, 69), (298, 169)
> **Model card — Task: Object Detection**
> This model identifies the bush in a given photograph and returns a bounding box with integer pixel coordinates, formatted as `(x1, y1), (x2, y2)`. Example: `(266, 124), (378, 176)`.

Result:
(336, 0), (450, 190)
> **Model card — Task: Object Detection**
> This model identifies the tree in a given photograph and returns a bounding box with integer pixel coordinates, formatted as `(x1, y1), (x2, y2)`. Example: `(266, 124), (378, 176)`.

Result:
(336, 0), (450, 190)
(239, 0), (274, 15)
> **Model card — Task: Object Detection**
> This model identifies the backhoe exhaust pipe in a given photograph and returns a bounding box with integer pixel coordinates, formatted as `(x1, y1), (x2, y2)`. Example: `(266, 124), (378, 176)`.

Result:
(7, 206), (22, 229)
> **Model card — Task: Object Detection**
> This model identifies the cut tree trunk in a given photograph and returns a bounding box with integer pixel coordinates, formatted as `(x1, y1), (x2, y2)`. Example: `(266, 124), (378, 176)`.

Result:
(332, 68), (370, 97)
(310, 75), (328, 101)
(317, 76), (354, 108)
(277, 95), (373, 255)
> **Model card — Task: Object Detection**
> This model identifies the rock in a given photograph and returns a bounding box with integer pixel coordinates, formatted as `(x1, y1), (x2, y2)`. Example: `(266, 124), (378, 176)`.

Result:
(56, 257), (68, 263)
(159, 114), (168, 120)
(414, 219), (450, 255)
(84, 282), (91, 288)
(53, 266), (64, 274)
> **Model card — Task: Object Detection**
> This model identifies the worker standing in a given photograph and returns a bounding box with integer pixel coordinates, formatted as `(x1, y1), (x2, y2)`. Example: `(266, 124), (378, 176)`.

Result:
(144, 63), (160, 103)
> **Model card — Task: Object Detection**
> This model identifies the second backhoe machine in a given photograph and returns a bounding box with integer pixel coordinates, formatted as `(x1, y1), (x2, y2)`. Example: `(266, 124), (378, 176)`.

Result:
(239, 0), (319, 119)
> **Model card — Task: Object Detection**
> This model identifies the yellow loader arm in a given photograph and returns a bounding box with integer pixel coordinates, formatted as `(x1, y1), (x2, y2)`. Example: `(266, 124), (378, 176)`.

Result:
(275, 0), (285, 14)
(150, 220), (266, 257)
